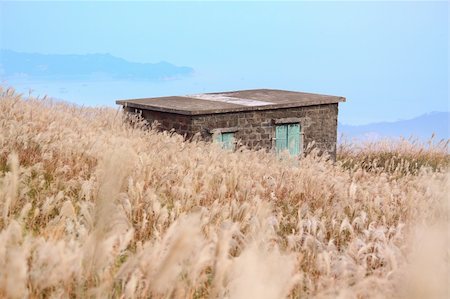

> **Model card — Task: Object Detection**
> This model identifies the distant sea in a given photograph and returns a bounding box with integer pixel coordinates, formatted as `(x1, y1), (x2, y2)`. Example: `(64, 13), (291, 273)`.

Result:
(2, 75), (231, 107)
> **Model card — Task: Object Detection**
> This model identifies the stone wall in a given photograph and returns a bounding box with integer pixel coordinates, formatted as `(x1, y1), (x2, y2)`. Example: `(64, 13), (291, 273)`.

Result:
(124, 107), (192, 136)
(189, 103), (339, 159)
(124, 103), (339, 160)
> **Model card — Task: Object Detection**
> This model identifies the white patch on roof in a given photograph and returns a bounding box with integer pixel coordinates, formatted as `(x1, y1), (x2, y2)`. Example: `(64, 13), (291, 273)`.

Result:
(184, 93), (274, 107)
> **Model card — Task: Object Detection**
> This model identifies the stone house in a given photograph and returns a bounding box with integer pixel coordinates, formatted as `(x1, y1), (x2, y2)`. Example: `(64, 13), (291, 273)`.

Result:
(116, 89), (345, 159)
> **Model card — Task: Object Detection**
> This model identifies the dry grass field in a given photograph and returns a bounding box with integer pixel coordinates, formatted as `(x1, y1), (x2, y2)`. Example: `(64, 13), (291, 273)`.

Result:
(0, 86), (449, 298)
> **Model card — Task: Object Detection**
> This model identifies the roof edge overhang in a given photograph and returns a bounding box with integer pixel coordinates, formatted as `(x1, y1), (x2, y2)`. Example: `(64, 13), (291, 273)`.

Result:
(116, 96), (346, 116)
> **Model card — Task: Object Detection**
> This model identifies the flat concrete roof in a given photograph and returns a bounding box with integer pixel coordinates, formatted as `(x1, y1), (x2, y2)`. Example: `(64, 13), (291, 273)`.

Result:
(116, 89), (346, 116)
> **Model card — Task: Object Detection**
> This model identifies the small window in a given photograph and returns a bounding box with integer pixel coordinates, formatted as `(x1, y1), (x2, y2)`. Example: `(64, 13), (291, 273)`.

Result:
(275, 123), (301, 156)
(215, 132), (235, 150)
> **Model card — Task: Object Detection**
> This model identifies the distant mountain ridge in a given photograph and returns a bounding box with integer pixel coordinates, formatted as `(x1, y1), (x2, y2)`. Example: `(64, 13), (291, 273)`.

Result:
(0, 49), (193, 81)
(338, 111), (450, 141)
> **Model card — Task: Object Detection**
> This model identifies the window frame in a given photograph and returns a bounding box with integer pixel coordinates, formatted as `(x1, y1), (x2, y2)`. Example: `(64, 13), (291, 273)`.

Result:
(273, 122), (303, 156)
(210, 127), (239, 150)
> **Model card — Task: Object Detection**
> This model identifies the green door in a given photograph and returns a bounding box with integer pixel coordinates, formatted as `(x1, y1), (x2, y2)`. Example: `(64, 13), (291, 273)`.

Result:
(276, 124), (301, 156)
(215, 132), (235, 150)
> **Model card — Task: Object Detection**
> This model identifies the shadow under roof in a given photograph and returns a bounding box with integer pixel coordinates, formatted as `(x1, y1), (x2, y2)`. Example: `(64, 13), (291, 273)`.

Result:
(116, 89), (346, 116)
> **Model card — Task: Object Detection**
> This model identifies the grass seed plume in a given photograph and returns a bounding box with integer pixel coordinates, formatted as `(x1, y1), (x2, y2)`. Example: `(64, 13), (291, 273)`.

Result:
(0, 86), (448, 298)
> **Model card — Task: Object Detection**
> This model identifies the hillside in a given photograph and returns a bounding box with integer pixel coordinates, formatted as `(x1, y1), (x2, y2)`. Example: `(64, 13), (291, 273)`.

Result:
(0, 49), (194, 80)
(0, 86), (448, 298)
(339, 111), (450, 141)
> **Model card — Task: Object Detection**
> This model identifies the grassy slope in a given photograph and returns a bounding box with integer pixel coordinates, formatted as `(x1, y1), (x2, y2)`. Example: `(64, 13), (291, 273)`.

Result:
(0, 86), (448, 298)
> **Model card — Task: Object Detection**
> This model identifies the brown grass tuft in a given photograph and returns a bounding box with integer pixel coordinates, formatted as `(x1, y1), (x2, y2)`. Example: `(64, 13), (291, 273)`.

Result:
(0, 86), (448, 298)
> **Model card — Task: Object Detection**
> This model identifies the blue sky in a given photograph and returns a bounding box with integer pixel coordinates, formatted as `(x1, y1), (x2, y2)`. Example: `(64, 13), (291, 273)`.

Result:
(0, 1), (448, 125)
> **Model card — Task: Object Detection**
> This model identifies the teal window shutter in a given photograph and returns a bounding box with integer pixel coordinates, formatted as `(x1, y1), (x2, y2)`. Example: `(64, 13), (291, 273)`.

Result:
(276, 123), (301, 156)
(287, 123), (300, 156)
(214, 132), (222, 144)
(215, 132), (235, 150)
(221, 132), (235, 150)
(275, 125), (288, 154)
